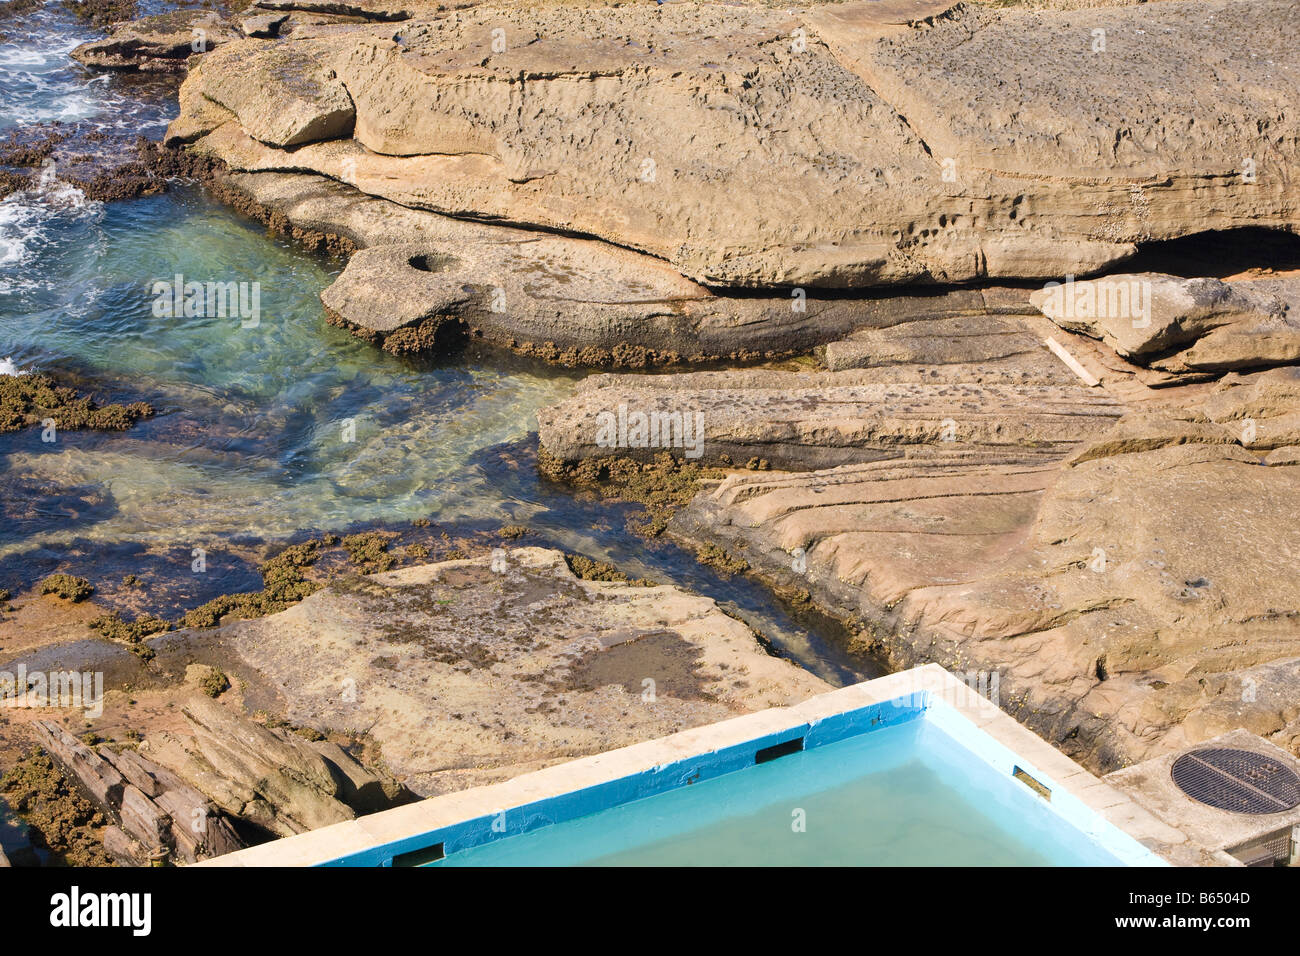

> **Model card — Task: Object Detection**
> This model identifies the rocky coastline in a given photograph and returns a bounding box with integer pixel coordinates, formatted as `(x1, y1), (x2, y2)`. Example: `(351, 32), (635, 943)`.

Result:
(3, 0), (1299, 864)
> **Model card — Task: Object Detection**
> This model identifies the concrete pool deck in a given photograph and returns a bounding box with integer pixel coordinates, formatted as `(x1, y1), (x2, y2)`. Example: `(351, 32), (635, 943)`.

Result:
(201, 665), (1231, 867)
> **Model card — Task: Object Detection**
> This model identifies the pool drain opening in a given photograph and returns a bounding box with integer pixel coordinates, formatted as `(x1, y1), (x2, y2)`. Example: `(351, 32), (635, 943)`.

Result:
(755, 737), (804, 764)
(1171, 748), (1300, 814)
(1012, 766), (1051, 801)
(393, 842), (445, 866)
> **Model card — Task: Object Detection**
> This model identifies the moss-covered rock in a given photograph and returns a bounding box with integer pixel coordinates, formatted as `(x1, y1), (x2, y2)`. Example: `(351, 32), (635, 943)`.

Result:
(0, 372), (153, 435)
(0, 748), (112, 867)
(39, 574), (94, 602)
(181, 541), (323, 629)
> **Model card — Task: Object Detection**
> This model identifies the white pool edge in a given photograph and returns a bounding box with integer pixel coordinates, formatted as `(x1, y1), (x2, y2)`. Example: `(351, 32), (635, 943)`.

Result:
(201, 664), (1195, 866)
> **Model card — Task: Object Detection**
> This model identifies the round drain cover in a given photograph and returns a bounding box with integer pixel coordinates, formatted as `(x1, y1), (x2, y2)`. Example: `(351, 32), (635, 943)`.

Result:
(1171, 748), (1300, 814)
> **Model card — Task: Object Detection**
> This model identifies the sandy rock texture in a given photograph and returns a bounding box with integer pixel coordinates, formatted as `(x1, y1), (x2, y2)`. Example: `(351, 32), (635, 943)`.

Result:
(538, 368), (1124, 470)
(538, 295), (1300, 772)
(197, 167), (1065, 365)
(1031, 274), (1300, 375)
(142, 0), (1300, 782)
(207, 548), (829, 797)
(169, 0), (1299, 289)
(142, 695), (411, 838)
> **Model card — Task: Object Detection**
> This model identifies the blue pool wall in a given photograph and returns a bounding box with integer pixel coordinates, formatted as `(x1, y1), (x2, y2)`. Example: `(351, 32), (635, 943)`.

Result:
(922, 700), (1165, 867)
(318, 689), (1165, 867)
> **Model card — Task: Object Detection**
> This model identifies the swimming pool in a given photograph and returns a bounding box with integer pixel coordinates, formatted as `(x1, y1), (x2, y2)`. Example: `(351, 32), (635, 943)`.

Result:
(205, 666), (1174, 867)
(433, 717), (1117, 866)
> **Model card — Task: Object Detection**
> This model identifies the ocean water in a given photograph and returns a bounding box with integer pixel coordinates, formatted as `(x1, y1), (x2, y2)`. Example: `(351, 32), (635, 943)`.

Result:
(0, 3), (874, 683)
(434, 719), (1125, 867)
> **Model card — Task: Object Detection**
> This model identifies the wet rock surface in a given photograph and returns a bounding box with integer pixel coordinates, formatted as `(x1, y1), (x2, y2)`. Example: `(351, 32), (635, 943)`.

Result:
(210, 547), (829, 797)
(71, 10), (239, 72)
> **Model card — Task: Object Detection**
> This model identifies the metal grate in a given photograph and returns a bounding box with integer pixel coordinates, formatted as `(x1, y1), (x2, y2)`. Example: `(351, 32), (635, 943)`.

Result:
(1171, 748), (1300, 814)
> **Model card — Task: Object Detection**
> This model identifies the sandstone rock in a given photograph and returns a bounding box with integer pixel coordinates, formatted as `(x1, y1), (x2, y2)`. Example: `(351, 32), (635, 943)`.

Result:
(1030, 273), (1300, 372)
(1198, 365), (1300, 449)
(251, 0), (416, 20)
(119, 784), (168, 852)
(71, 11), (239, 72)
(306, 739), (402, 814)
(142, 696), (363, 837)
(101, 826), (146, 866)
(188, 168), (1066, 367)
(537, 369), (1124, 471)
(97, 747), (243, 862)
(171, 0), (1299, 288)
(102, 746), (164, 798)
(217, 548), (830, 797)
(821, 312), (1066, 382)
(317, 235), (995, 364)
(817, 0), (1296, 186)
(1263, 445), (1300, 466)
(650, 362), (1300, 772)
(32, 721), (245, 863)
(197, 42), (355, 148)
(30, 721), (123, 807)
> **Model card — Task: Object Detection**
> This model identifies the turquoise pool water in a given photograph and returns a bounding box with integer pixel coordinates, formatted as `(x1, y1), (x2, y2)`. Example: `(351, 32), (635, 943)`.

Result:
(432, 716), (1128, 867)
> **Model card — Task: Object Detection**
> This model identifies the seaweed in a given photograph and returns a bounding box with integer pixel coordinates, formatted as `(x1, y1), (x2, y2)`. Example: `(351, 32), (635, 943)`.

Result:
(0, 372), (153, 435)
(39, 574), (94, 602)
(0, 748), (112, 867)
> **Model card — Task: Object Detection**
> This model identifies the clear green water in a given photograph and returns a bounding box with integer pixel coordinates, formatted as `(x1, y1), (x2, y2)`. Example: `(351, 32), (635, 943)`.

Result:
(1, 185), (580, 547)
(435, 720), (1124, 866)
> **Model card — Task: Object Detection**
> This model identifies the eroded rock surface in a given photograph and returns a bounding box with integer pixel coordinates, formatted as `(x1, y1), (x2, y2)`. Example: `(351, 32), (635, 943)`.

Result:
(537, 366), (1124, 471)
(202, 168), (1065, 365)
(531, 270), (1300, 773)
(169, 0), (1298, 288)
(209, 548), (829, 797)
(1031, 273), (1300, 374)
(651, 364), (1300, 771)
(142, 695), (409, 838)
(32, 719), (245, 864)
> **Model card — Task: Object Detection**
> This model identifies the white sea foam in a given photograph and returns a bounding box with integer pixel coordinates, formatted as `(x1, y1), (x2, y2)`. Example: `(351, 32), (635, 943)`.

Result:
(0, 164), (100, 290)
(0, 200), (39, 268)
(0, 357), (30, 376)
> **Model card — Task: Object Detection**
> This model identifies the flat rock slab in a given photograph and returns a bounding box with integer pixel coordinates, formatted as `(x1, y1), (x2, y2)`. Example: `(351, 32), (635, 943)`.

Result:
(217, 548), (829, 797)
(822, 312), (1069, 382)
(538, 369), (1124, 470)
(827, 0), (1299, 182)
(172, 0), (1300, 288)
